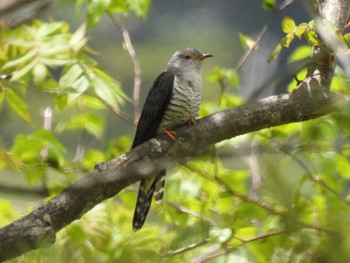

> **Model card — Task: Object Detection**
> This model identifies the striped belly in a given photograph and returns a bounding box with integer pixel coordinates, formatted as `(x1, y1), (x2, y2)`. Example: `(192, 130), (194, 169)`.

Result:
(158, 76), (201, 132)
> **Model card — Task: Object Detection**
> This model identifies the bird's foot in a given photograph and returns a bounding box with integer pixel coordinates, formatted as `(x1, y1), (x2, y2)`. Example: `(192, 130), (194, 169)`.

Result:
(186, 118), (196, 125)
(163, 129), (176, 141)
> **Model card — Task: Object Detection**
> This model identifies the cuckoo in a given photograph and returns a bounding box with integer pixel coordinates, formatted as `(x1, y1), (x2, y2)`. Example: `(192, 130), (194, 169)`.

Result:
(131, 48), (212, 230)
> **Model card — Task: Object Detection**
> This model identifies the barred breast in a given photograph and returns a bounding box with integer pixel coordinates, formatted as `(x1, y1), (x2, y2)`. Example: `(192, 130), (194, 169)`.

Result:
(158, 75), (202, 132)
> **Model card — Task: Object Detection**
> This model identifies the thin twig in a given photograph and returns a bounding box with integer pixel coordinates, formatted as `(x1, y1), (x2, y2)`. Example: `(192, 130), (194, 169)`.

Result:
(0, 183), (48, 197)
(165, 201), (217, 226)
(40, 107), (52, 191)
(106, 11), (142, 122)
(277, 143), (350, 208)
(95, 94), (136, 124)
(181, 162), (337, 235)
(235, 20), (272, 72)
(163, 238), (210, 256)
(196, 249), (229, 263)
(279, 0), (297, 10)
(234, 0), (295, 72)
(235, 229), (294, 244)
(199, 230), (294, 263)
(341, 12), (350, 34)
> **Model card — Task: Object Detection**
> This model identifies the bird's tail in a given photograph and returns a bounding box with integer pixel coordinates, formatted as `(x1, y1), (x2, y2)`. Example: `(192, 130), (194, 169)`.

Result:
(132, 171), (166, 230)
(154, 173), (166, 204)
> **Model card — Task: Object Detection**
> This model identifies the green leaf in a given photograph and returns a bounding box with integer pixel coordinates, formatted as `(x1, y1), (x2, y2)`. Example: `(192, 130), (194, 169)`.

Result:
(54, 94), (68, 110)
(105, 136), (132, 158)
(220, 170), (249, 194)
(220, 94), (243, 108)
(288, 45), (312, 62)
(2, 49), (36, 70)
(336, 155), (350, 179)
(79, 94), (105, 109)
(4, 36), (33, 48)
(70, 23), (88, 53)
(304, 30), (319, 45)
(330, 74), (350, 92)
(225, 70), (239, 88)
(280, 34), (294, 48)
(36, 22), (64, 38)
(67, 75), (90, 103)
(33, 63), (48, 85)
(84, 0), (112, 26)
(295, 23), (309, 38)
(59, 64), (84, 90)
(92, 68), (126, 106)
(11, 134), (47, 183)
(128, 0), (151, 19)
(33, 129), (66, 154)
(282, 17), (296, 34)
(268, 43), (282, 62)
(235, 227), (257, 239)
(343, 33), (350, 47)
(238, 32), (256, 49)
(40, 58), (74, 66)
(11, 135), (44, 162)
(10, 59), (37, 80)
(6, 89), (32, 123)
(71, 75), (90, 93)
(66, 224), (86, 243)
(109, 0), (128, 13)
(210, 227), (232, 243)
(56, 113), (104, 138)
(40, 43), (71, 56)
(82, 149), (105, 169)
(262, 0), (276, 10)
(208, 67), (239, 88)
(93, 78), (119, 110)
(287, 68), (307, 91)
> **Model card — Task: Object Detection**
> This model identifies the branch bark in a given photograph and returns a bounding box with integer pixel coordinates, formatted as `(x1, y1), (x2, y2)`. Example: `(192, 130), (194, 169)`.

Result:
(0, 0), (53, 27)
(0, 0), (348, 261)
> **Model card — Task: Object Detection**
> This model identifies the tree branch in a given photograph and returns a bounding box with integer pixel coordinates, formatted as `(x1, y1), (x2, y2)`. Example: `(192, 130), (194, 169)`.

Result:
(163, 238), (210, 256)
(106, 12), (142, 122)
(0, 183), (48, 197)
(0, 0), (53, 27)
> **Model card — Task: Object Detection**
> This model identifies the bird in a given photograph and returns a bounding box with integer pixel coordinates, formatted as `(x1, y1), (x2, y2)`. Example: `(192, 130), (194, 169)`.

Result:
(131, 48), (212, 230)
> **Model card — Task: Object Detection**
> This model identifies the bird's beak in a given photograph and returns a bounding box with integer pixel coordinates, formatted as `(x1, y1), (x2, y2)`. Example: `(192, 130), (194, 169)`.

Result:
(199, 53), (213, 61)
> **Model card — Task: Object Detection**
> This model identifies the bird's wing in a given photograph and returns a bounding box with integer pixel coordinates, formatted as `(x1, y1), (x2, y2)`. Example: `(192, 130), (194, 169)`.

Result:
(132, 72), (174, 230)
(131, 71), (175, 148)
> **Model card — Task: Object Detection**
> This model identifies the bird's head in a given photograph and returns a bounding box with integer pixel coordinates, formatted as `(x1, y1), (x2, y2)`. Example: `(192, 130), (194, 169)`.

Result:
(167, 48), (212, 73)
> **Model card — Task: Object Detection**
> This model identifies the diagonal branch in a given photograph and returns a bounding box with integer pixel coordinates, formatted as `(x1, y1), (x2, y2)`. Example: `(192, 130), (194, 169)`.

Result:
(106, 12), (142, 122)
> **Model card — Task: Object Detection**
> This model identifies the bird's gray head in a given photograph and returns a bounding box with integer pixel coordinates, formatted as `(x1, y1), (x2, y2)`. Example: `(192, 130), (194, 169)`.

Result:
(166, 48), (212, 74)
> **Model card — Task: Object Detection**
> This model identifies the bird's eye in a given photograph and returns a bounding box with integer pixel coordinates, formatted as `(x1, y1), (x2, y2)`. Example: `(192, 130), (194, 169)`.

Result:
(184, 54), (192, 59)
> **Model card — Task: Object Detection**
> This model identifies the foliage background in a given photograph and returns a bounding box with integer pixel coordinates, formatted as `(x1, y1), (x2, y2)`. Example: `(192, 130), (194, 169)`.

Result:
(1, 0), (350, 262)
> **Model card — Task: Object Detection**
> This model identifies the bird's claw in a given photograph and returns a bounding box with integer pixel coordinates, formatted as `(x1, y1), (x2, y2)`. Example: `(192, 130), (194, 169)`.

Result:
(163, 130), (176, 141)
(186, 118), (196, 125)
